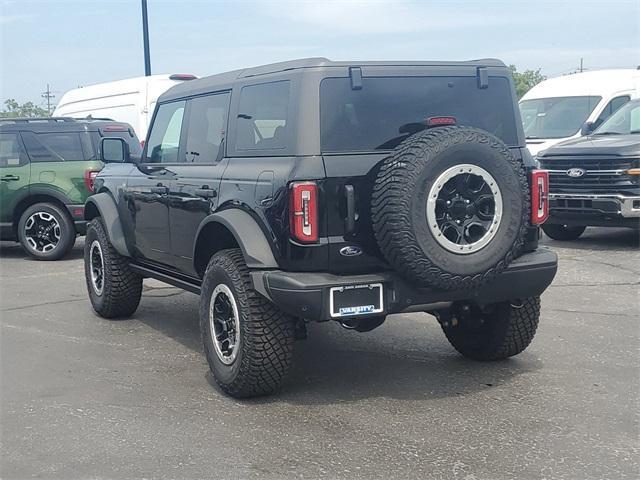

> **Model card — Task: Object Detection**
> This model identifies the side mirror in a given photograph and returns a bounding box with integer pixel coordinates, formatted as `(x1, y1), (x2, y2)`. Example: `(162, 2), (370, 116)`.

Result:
(580, 121), (595, 136)
(100, 137), (131, 163)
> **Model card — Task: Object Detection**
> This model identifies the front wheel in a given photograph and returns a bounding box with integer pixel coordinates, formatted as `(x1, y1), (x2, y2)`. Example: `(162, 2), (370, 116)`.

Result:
(542, 224), (586, 241)
(18, 203), (75, 260)
(441, 297), (541, 360)
(84, 218), (142, 319)
(200, 249), (295, 398)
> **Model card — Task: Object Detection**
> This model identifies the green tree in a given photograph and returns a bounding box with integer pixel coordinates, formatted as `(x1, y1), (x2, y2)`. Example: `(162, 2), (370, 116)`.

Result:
(0, 99), (49, 118)
(508, 65), (546, 99)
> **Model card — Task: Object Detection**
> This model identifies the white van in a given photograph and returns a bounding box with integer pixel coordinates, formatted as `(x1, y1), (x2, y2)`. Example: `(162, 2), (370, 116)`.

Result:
(53, 73), (197, 141)
(519, 69), (640, 156)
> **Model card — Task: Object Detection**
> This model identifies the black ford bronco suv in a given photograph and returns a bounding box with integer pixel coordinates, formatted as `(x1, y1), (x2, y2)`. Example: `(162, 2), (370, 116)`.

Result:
(538, 98), (640, 240)
(83, 58), (558, 397)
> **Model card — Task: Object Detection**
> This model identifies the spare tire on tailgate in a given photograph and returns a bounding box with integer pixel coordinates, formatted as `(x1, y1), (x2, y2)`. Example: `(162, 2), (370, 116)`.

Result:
(371, 126), (528, 290)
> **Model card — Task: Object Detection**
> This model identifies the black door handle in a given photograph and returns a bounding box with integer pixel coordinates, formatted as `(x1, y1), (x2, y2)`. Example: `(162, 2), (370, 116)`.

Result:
(150, 185), (168, 194)
(1, 175), (20, 181)
(194, 187), (217, 199)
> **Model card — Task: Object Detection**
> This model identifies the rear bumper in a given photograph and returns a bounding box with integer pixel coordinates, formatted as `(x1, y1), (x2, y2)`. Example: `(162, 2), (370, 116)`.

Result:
(66, 204), (87, 235)
(251, 249), (558, 321)
(548, 193), (640, 228)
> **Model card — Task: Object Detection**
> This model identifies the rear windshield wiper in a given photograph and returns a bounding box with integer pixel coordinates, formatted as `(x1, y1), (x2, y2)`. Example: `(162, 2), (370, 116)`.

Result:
(629, 130), (640, 134)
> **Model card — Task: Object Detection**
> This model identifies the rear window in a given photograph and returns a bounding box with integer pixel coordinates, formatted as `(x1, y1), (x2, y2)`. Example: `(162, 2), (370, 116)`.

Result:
(22, 132), (86, 162)
(320, 76), (519, 152)
(236, 81), (290, 151)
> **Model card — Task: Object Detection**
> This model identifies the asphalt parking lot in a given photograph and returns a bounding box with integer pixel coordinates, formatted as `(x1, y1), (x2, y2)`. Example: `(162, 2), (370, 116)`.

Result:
(1, 228), (638, 480)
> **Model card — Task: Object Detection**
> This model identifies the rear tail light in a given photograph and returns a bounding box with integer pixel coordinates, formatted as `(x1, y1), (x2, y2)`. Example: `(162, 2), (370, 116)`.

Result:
(84, 169), (101, 193)
(289, 181), (319, 243)
(530, 170), (549, 225)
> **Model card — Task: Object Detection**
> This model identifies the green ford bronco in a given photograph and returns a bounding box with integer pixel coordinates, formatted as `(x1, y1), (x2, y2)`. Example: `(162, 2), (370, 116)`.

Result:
(0, 117), (141, 260)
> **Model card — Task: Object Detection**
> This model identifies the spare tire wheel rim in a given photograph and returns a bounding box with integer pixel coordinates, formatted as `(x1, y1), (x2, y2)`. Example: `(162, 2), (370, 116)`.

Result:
(209, 284), (241, 365)
(426, 164), (503, 254)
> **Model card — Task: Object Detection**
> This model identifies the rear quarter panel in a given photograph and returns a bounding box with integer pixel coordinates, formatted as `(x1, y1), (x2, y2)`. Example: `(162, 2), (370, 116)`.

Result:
(30, 160), (103, 204)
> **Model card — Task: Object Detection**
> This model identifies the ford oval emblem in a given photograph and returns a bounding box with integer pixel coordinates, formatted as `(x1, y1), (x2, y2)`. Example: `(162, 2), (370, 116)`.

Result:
(567, 168), (586, 178)
(340, 246), (362, 257)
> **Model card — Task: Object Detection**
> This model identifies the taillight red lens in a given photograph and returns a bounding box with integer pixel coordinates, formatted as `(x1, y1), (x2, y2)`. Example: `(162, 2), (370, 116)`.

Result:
(289, 181), (318, 243)
(426, 116), (457, 128)
(530, 170), (549, 225)
(84, 169), (101, 193)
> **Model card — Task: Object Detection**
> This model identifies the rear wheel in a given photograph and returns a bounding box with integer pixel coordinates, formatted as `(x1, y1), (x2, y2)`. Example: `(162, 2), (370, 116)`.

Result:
(441, 297), (541, 360)
(200, 249), (295, 398)
(17, 203), (75, 260)
(84, 218), (142, 318)
(542, 224), (586, 241)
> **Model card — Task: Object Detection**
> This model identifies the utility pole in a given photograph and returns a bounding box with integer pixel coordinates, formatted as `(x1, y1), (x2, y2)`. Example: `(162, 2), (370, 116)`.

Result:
(141, 0), (151, 76)
(579, 58), (584, 73)
(41, 84), (55, 116)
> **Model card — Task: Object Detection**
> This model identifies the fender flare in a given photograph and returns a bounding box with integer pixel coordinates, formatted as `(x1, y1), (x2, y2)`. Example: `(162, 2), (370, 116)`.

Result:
(84, 192), (131, 257)
(194, 209), (278, 269)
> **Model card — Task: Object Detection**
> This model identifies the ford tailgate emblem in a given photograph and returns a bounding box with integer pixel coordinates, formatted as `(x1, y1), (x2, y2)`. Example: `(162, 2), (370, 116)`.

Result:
(340, 246), (362, 257)
(567, 168), (586, 178)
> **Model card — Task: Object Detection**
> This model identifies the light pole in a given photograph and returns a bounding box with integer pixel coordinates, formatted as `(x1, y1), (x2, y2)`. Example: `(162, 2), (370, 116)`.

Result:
(142, 0), (151, 76)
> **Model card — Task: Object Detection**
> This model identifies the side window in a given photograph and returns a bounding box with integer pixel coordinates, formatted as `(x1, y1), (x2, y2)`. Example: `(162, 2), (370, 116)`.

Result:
(184, 92), (230, 163)
(0, 133), (27, 167)
(22, 132), (85, 162)
(594, 95), (631, 128)
(236, 81), (290, 151)
(145, 101), (186, 163)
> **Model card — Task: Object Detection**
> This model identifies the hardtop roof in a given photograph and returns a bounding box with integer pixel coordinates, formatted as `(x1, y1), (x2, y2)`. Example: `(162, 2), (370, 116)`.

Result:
(0, 117), (136, 133)
(160, 57), (508, 102)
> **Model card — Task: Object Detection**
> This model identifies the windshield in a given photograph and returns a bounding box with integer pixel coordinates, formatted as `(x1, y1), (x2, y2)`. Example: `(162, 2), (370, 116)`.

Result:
(594, 100), (640, 135)
(519, 96), (601, 139)
(320, 76), (519, 152)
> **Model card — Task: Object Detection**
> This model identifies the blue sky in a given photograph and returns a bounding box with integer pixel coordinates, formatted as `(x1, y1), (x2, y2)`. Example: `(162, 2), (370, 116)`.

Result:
(1, 0), (639, 107)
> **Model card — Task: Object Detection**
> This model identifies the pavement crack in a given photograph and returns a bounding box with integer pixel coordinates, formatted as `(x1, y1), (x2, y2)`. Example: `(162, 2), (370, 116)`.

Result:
(2, 297), (86, 313)
(568, 257), (640, 276)
(547, 308), (637, 318)
(550, 282), (640, 287)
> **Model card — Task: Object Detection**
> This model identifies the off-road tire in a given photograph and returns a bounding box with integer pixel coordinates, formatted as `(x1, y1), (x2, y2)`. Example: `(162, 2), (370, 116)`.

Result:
(542, 224), (586, 241)
(200, 248), (295, 398)
(18, 202), (75, 260)
(442, 297), (541, 360)
(372, 126), (529, 290)
(84, 217), (142, 318)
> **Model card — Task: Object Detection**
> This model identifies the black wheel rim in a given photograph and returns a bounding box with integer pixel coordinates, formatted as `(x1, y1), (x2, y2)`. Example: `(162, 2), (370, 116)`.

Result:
(24, 212), (61, 253)
(209, 284), (240, 364)
(427, 164), (503, 254)
(89, 240), (104, 295)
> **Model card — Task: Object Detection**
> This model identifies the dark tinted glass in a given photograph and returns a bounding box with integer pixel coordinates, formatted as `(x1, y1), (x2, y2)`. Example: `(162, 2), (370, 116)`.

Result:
(146, 101), (186, 163)
(321, 76), (518, 152)
(236, 81), (290, 150)
(0, 133), (27, 167)
(184, 92), (230, 163)
(22, 132), (85, 162)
